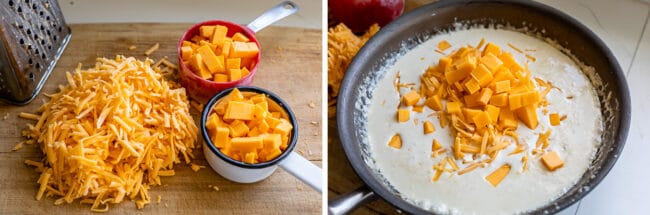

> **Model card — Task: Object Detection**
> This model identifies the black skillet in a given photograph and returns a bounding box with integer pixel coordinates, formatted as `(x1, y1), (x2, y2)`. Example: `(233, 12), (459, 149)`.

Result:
(330, 0), (631, 214)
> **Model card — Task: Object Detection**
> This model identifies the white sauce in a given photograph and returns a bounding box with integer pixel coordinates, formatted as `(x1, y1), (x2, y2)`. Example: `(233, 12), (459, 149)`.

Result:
(365, 28), (602, 214)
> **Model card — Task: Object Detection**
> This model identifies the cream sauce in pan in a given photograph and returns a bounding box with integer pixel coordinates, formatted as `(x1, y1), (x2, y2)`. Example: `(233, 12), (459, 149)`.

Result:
(364, 28), (602, 214)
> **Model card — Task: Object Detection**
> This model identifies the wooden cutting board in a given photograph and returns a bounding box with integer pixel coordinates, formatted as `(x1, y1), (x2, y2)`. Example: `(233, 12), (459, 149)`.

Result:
(0, 23), (321, 214)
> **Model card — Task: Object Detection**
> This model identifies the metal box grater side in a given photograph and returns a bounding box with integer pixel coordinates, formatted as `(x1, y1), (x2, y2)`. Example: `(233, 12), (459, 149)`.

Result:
(0, 0), (71, 105)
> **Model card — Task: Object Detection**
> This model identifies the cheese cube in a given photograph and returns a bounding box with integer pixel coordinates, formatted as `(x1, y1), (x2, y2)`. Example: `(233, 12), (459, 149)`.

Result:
(494, 80), (511, 94)
(471, 63), (494, 87)
(489, 93), (508, 107)
(402, 90), (421, 106)
(241, 67), (251, 77)
(423, 121), (435, 134)
(199, 25), (216, 38)
(244, 152), (257, 164)
(197, 45), (225, 74)
(274, 119), (293, 136)
(210, 25), (228, 45)
(485, 164), (511, 187)
(480, 53), (504, 71)
(232, 32), (250, 42)
(425, 95), (443, 111)
(549, 113), (561, 126)
(482, 42), (501, 57)
(230, 41), (259, 58)
(485, 105), (500, 123)
(181, 46), (193, 60)
(214, 74), (228, 82)
(226, 58), (241, 70)
(205, 113), (221, 130)
(221, 40), (232, 56)
(446, 101), (462, 115)
(463, 78), (481, 94)
(212, 126), (230, 148)
(397, 109), (410, 122)
(190, 53), (211, 79)
(228, 120), (249, 138)
(498, 108), (518, 129)
(515, 104), (538, 129)
(541, 151), (564, 171)
(388, 134), (402, 149)
(229, 69), (242, 81)
(472, 111), (492, 129)
(432, 139), (442, 151)
(263, 134), (282, 151)
(224, 101), (254, 120)
(231, 136), (263, 152)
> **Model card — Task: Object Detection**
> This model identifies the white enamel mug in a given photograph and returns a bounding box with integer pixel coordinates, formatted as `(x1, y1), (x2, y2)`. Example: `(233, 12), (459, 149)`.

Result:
(201, 86), (322, 193)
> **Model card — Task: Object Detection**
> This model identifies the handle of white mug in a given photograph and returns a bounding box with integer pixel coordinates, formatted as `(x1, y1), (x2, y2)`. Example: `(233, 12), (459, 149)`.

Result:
(278, 151), (322, 193)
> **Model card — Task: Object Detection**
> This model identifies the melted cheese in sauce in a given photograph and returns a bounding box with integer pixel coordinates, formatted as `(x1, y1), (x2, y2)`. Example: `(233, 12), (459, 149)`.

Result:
(365, 28), (602, 214)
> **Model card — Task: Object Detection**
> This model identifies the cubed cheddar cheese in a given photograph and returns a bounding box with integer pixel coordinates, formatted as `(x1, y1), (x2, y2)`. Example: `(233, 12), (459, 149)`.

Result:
(485, 164), (511, 187)
(397, 109), (410, 122)
(232, 32), (250, 42)
(423, 121), (435, 134)
(228, 120), (249, 138)
(212, 126), (230, 148)
(498, 108), (518, 129)
(231, 136), (263, 153)
(489, 93), (508, 107)
(485, 105), (500, 123)
(214, 74), (228, 82)
(494, 80), (511, 94)
(224, 101), (254, 120)
(463, 78), (481, 94)
(425, 95), (443, 111)
(515, 104), (538, 129)
(200, 25), (216, 38)
(471, 63), (494, 87)
(432, 139), (442, 151)
(230, 41), (259, 58)
(446, 101), (461, 115)
(197, 45), (225, 74)
(274, 119), (293, 136)
(541, 151), (564, 171)
(479, 53), (504, 72)
(206, 113), (222, 130)
(437, 40), (452, 51)
(181, 46), (193, 60)
(241, 67), (251, 78)
(229, 69), (242, 82)
(388, 134), (402, 149)
(472, 111), (492, 129)
(226, 58), (241, 70)
(210, 25), (229, 45)
(482, 42), (501, 57)
(402, 90), (421, 106)
(549, 113), (561, 126)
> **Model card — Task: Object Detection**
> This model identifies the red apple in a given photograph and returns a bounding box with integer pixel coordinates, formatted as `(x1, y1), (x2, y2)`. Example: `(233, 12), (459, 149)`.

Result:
(329, 0), (405, 33)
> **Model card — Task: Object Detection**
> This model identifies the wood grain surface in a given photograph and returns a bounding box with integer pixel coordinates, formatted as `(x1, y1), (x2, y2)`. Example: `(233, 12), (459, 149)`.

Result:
(327, 1), (435, 214)
(0, 23), (322, 214)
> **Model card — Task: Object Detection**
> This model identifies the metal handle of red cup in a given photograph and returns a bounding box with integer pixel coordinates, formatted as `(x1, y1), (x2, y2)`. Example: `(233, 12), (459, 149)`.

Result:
(246, 1), (299, 33)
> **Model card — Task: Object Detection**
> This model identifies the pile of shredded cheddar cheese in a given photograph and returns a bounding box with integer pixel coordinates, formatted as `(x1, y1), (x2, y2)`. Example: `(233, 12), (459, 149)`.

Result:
(390, 39), (566, 187)
(21, 56), (198, 211)
(327, 23), (379, 117)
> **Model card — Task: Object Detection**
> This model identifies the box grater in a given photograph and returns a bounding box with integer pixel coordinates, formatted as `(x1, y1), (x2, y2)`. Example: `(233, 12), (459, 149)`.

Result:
(0, 0), (71, 105)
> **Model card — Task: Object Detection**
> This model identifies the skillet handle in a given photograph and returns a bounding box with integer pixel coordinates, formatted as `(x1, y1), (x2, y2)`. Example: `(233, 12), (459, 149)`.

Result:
(328, 186), (377, 215)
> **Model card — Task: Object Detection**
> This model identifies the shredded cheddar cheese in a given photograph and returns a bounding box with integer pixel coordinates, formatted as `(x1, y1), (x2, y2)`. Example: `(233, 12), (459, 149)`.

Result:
(328, 23), (380, 117)
(21, 56), (198, 211)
